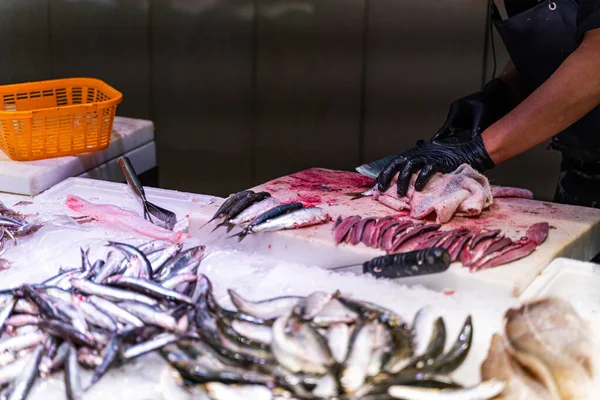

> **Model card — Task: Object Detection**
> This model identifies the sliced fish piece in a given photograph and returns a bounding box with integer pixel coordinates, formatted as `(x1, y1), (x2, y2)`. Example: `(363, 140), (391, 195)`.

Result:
(350, 217), (377, 246)
(391, 223), (441, 252)
(334, 216), (362, 244)
(471, 242), (537, 271)
(523, 222), (549, 245)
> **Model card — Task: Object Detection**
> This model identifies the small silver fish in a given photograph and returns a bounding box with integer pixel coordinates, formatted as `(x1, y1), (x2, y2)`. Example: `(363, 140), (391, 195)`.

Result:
(228, 289), (301, 320)
(388, 379), (506, 399)
(7, 344), (44, 400)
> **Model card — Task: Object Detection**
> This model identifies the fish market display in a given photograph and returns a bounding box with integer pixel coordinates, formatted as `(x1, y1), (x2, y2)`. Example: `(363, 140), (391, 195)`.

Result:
(0, 239), (504, 400)
(205, 190), (332, 240)
(0, 201), (44, 269)
(357, 164), (534, 224)
(65, 195), (190, 243)
(481, 297), (599, 400)
(333, 215), (549, 271)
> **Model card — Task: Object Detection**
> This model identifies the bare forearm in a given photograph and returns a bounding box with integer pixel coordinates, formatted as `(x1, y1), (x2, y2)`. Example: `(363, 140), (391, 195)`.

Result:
(482, 29), (600, 164)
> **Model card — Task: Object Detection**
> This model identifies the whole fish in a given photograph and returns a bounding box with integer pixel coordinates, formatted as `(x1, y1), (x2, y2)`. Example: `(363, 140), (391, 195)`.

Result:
(294, 291), (338, 321)
(230, 202), (304, 241)
(87, 296), (144, 328)
(70, 279), (158, 307)
(328, 323), (351, 363)
(228, 289), (300, 320)
(107, 241), (152, 279)
(230, 320), (272, 345)
(122, 332), (178, 360)
(235, 207), (331, 241)
(229, 197), (281, 226)
(7, 344), (44, 400)
(212, 191), (271, 232)
(341, 321), (377, 394)
(117, 302), (178, 331)
(65, 343), (84, 400)
(203, 190), (254, 227)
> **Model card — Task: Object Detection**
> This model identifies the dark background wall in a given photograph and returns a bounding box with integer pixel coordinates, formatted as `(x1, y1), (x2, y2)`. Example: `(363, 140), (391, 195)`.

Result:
(0, 0), (561, 199)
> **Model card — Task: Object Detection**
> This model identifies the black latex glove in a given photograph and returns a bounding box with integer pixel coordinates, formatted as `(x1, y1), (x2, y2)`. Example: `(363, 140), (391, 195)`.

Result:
(431, 78), (513, 141)
(376, 134), (495, 197)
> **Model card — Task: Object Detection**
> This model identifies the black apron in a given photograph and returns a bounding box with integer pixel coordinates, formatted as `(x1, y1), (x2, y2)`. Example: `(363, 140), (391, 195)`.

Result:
(492, 0), (600, 208)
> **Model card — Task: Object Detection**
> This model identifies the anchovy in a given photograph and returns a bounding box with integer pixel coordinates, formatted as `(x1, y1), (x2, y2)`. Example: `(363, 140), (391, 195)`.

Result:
(7, 344), (44, 400)
(0, 358), (29, 386)
(70, 279), (158, 307)
(328, 323), (351, 363)
(294, 291), (338, 321)
(117, 302), (178, 331)
(229, 197), (281, 226)
(107, 242), (152, 279)
(104, 276), (194, 304)
(19, 286), (68, 322)
(71, 295), (117, 332)
(0, 332), (46, 353)
(122, 333), (178, 360)
(93, 251), (122, 284)
(39, 341), (69, 377)
(160, 274), (197, 290)
(341, 321), (377, 395)
(87, 296), (144, 328)
(230, 320), (272, 345)
(147, 243), (183, 274)
(154, 245), (205, 280)
(37, 320), (95, 348)
(65, 343), (84, 400)
(90, 335), (121, 385)
(0, 297), (16, 335)
(241, 207), (331, 238)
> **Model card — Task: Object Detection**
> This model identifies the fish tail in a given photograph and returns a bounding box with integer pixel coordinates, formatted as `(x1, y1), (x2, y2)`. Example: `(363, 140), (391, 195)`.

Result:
(224, 223), (236, 233)
(210, 222), (226, 233)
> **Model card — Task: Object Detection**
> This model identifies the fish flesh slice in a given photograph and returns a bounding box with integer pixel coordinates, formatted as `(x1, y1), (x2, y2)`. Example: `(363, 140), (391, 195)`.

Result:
(350, 217), (377, 245)
(333, 216), (361, 244)
(65, 195), (189, 243)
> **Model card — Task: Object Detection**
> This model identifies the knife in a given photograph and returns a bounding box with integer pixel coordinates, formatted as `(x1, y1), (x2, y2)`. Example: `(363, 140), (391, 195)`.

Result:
(355, 153), (403, 179)
(329, 248), (451, 279)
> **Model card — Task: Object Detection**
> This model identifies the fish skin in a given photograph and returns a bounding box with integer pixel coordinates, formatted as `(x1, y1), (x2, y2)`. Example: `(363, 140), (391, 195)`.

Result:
(230, 197), (282, 227)
(0, 332), (46, 353)
(160, 274), (197, 290)
(233, 202), (304, 240)
(505, 297), (597, 400)
(337, 296), (406, 328)
(92, 251), (122, 284)
(213, 191), (271, 232)
(65, 343), (84, 400)
(7, 344), (44, 400)
(228, 289), (300, 320)
(312, 298), (358, 327)
(146, 243), (183, 274)
(39, 341), (69, 377)
(107, 241), (153, 279)
(204, 190), (254, 226)
(0, 358), (29, 386)
(418, 316), (472, 375)
(0, 297), (16, 335)
(471, 242), (537, 271)
(293, 291), (337, 321)
(368, 218), (400, 248)
(481, 333), (555, 400)
(71, 294), (118, 332)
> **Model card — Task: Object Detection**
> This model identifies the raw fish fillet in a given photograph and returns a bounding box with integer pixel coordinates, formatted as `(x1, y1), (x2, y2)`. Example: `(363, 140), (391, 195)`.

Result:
(65, 195), (190, 243)
(374, 164), (533, 224)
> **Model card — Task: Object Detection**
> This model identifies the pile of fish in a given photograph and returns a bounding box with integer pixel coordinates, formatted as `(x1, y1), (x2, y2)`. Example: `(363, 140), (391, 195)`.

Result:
(0, 239), (506, 400)
(0, 201), (43, 269)
(0, 239), (205, 399)
(167, 287), (507, 399)
(355, 164), (534, 224)
(482, 297), (598, 399)
(204, 190), (331, 241)
(334, 215), (549, 271)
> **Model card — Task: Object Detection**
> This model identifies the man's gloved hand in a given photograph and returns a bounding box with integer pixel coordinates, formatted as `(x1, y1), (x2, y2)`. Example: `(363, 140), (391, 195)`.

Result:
(432, 78), (513, 141)
(376, 134), (495, 197)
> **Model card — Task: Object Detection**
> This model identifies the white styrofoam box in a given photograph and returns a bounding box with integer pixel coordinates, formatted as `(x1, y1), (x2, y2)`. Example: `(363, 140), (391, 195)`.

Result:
(0, 117), (154, 196)
(78, 141), (156, 182)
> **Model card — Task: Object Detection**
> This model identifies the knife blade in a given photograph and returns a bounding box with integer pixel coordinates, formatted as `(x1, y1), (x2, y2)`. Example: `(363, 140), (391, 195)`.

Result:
(330, 248), (451, 279)
(355, 153), (404, 179)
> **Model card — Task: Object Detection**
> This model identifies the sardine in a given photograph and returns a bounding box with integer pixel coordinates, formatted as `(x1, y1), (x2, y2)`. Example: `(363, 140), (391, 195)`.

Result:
(228, 289), (300, 320)
(70, 279), (158, 307)
(341, 321), (377, 394)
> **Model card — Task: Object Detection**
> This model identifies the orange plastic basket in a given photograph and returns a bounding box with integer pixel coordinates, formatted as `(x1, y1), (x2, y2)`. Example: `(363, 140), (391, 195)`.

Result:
(0, 78), (123, 161)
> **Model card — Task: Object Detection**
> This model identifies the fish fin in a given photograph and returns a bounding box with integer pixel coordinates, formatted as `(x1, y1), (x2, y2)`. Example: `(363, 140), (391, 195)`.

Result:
(224, 223), (236, 233)
(226, 230), (248, 242)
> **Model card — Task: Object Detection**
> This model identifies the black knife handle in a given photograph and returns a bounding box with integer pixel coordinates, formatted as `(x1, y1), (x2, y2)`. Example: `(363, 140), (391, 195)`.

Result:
(363, 248), (451, 278)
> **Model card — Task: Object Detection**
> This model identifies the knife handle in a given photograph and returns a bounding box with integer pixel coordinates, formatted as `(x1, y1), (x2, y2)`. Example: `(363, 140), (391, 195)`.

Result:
(118, 156), (146, 200)
(363, 248), (451, 279)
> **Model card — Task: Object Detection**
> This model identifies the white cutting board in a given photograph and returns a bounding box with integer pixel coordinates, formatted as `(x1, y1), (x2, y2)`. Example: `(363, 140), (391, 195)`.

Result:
(191, 168), (600, 297)
(0, 116), (154, 196)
